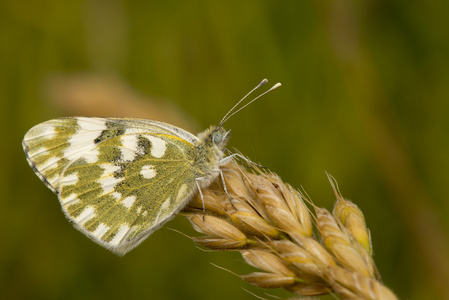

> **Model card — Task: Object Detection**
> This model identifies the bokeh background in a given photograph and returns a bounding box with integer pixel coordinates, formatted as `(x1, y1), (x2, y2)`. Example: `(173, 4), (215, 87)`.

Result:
(1, 1), (448, 299)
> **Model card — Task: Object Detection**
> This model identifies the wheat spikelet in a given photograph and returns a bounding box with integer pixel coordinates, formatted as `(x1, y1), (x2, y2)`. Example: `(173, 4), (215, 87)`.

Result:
(183, 161), (397, 299)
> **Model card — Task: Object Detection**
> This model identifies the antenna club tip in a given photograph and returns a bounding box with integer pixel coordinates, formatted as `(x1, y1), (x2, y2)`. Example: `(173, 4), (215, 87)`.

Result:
(267, 82), (282, 92)
(259, 79), (268, 87)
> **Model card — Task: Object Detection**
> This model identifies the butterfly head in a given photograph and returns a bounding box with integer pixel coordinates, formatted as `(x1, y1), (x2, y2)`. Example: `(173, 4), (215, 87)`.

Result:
(197, 125), (231, 151)
(211, 126), (231, 149)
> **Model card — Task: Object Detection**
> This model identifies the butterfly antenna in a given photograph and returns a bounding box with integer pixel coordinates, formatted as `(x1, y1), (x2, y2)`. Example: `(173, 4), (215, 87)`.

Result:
(219, 79), (281, 126)
(219, 79), (268, 126)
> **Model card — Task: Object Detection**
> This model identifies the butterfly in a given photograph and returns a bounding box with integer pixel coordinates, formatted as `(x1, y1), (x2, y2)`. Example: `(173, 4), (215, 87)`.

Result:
(22, 79), (280, 256)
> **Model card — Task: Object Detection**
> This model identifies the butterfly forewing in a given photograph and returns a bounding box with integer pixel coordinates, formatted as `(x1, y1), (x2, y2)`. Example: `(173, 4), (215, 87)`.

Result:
(23, 117), (200, 255)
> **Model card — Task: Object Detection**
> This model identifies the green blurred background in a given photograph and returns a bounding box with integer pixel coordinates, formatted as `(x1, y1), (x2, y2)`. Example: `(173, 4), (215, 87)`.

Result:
(1, 1), (448, 299)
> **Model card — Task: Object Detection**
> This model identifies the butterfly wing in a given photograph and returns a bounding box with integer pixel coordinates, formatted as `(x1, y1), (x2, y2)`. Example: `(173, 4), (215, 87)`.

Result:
(23, 117), (200, 255)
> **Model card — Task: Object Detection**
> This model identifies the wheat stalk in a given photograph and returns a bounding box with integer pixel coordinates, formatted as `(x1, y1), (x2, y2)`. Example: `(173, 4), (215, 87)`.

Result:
(183, 161), (397, 300)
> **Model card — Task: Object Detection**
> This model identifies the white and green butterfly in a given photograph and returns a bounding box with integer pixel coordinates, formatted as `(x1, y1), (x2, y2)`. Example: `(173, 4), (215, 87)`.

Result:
(22, 79), (280, 256)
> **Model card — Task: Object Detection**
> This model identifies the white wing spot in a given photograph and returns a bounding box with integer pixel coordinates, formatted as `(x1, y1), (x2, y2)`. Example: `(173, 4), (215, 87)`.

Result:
(101, 163), (121, 174)
(83, 149), (99, 163)
(122, 195), (136, 208)
(121, 135), (139, 161)
(93, 223), (110, 239)
(28, 124), (56, 143)
(41, 125), (56, 140)
(144, 135), (166, 158)
(176, 184), (188, 202)
(62, 193), (80, 206)
(78, 117), (108, 131)
(155, 197), (172, 223)
(112, 192), (122, 200)
(110, 224), (130, 246)
(60, 172), (78, 185)
(39, 155), (59, 171)
(46, 172), (60, 188)
(75, 206), (96, 225)
(124, 128), (143, 135)
(31, 147), (49, 157)
(161, 197), (171, 211)
(98, 177), (124, 195)
(140, 165), (156, 179)
(64, 118), (107, 162)
(120, 148), (136, 161)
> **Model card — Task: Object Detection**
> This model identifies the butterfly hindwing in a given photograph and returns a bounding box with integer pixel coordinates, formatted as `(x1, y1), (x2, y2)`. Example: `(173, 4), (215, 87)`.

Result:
(23, 117), (200, 255)
(23, 80), (279, 255)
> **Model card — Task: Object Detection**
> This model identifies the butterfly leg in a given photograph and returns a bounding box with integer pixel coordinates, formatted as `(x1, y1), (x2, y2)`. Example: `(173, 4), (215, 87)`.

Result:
(218, 168), (236, 210)
(221, 152), (267, 169)
(195, 180), (207, 219)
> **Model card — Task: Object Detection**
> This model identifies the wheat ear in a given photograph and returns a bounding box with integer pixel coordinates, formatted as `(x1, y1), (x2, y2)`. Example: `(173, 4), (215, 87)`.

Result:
(183, 161), (397, 300)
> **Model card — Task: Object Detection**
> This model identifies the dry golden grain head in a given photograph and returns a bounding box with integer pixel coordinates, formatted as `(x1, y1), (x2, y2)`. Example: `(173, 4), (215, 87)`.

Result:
(221, 196), (253, 214)
(333, 198), (365, 227)
(284, 283), (331, 296)
(327, 266), (398, 300)
(290, 235), (336, 274)
(240, 272), (296, 289)
(315, 207), (374, 277)
(188, 188), (227, 216)
(285, 185), (313, 236)
(329, 242), (374, 278)
(229, 209), (281, 238)
(234, 172), (273, 220)
(242, 250), (296, 276)
(188, 215), (247, 249)
(221, 163), (254, 199)
(184, 163), (396, 299)
(250, 176), (312, 237)
(273, 240), (326, 278)
(328, 173), (372, 255)
(270, 175), (313, 237)
(192, 237), (247, 249)
(334, 199), (372, 255)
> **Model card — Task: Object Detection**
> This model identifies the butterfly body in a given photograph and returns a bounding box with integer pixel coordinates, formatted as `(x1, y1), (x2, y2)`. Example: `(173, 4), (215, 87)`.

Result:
(23, 117), (229, 255)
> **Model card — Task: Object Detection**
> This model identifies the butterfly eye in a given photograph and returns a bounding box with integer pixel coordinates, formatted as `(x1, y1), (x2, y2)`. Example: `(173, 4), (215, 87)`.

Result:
(212, 131), (223, 144)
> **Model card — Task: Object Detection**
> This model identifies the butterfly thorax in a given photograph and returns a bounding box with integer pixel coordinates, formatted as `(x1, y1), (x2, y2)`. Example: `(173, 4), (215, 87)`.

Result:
(193, 126), (230, 187)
